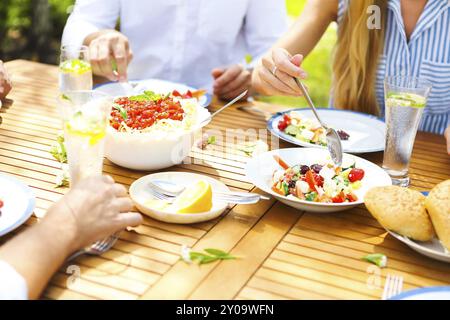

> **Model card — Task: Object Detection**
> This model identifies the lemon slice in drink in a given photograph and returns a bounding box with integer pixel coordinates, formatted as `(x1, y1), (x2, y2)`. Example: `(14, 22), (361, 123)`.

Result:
(174, 180), (213, 214)
(65, 112), (106, 145)
(60, 59), (92, 75)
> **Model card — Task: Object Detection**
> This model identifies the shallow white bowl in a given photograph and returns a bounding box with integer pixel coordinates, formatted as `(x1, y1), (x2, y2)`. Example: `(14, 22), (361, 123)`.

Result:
(105, 104), (210, 171)
(245, 148), (392, 213)
(129, 172), (229, 224)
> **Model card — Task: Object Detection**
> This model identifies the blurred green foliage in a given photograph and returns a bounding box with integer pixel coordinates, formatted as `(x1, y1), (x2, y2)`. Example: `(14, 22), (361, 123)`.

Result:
(0, 0), (334, 106)
(0, 0), (74, 62)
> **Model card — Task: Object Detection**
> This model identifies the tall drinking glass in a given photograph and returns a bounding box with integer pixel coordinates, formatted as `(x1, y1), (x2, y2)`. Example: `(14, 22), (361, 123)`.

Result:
(59, 45), (93, 92)
(58, 91), (111, 186)
(383, 76), (432, 187)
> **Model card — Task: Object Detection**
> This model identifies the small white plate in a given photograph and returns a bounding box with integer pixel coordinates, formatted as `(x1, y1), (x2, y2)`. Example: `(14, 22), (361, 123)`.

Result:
(391, 287), (450, 300)
(129, 172), (229, 224)
(94, 78), (212, 108)
(388, 231), (450, 264)
(245, 148), (392, 213)
(0, 174), (36, 237)
(268, 109), (386, 153)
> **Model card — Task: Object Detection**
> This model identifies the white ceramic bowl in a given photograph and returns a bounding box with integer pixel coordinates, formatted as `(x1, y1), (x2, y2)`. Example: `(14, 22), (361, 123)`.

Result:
(245, 148), (392, 213)
(105, 103), (210, 171)
(129, 172), (229, 224)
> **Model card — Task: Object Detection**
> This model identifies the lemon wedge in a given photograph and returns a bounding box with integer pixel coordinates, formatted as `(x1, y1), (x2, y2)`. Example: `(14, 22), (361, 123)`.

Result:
(174, 180), (213, 214)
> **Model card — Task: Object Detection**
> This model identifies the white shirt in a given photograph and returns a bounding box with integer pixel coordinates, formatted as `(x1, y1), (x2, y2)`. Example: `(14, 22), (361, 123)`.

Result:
(0, 261), (28, 300)
(62, 0), (288, 90)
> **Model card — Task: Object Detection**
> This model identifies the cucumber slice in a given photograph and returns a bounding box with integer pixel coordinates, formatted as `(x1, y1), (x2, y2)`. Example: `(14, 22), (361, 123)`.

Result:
(342, 158), (356, 170)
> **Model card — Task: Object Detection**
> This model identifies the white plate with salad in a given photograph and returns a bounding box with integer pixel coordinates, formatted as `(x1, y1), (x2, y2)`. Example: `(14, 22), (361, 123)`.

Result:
(245, 148), (392, 213)
(94, 78), (212, 108)
(267, 109), (386, 154)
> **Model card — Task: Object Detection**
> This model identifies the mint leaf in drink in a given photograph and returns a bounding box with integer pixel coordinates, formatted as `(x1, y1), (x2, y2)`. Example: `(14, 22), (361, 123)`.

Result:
(362, 253), (387, 268)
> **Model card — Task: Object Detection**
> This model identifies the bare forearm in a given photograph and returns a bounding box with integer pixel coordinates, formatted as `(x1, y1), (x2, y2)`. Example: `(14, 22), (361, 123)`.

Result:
(271, 0), (337, 57)
(0, 215), (75, 299)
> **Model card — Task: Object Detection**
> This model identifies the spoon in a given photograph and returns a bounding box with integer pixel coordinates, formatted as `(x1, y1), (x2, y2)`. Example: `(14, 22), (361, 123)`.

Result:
(200, 90), (248, 126)
(293, 77), (343, 167)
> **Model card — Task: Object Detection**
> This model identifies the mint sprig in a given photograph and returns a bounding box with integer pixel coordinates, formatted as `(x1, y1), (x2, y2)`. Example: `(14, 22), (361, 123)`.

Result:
(362, 253), (387, 268)
(182, 247), (237, 265)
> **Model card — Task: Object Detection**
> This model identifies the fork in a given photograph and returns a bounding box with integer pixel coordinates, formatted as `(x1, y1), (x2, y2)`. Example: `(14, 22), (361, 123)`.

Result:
(67, 232), (121, 262)
(148, 188), (261, 205)
(382, 274), (404, 300)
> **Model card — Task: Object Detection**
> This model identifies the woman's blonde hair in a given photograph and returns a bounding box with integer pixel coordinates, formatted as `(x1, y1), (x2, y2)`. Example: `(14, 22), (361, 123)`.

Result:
(333, 0), (387, 116)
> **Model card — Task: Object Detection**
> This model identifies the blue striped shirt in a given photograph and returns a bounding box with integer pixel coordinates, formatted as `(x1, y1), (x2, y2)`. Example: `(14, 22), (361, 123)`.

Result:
(338, 0), (450, 134)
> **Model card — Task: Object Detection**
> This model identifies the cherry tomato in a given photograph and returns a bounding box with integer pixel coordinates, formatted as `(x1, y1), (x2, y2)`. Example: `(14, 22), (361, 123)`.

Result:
(278, 121), (288, 131)
(283, 114), (291, 126)
(332, 192), (346, 203)
(347, 193), (358, 202)
(348, 168), (365, 183)
(0, 199), (3, 209)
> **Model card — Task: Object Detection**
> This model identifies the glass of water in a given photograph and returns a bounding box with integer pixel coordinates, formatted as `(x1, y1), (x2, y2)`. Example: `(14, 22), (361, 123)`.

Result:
(59, 91), (111, 187)
(382, 76), (432, 187)
(59, 45), (93, 92)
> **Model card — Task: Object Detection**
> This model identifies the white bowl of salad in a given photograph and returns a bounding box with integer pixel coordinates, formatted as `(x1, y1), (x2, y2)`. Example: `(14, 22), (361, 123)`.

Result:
(105, 90), (210, 170)
(245, 148), (392, 213)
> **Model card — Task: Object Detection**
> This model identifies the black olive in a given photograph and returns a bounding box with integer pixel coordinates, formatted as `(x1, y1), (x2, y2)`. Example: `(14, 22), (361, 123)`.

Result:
(300, 165), (310, 175)
(338, 130), (350, 141)
(310, 164), (323, 174)
(288, 180), (297, 189)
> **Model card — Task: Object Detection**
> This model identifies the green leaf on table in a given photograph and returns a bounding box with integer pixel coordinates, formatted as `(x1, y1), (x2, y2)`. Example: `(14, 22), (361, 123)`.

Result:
(362, 253), (387, 268)
(50, 133), (67, 164)
(207, 136), (216, 145)
(185, 248), (237, 265)
(204, 248), (228, 257)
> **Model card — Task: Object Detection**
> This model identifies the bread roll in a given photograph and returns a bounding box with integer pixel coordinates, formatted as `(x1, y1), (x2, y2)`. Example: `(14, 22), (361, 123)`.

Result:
(425, 180), (450, 251)
(365, 186), (435, 241)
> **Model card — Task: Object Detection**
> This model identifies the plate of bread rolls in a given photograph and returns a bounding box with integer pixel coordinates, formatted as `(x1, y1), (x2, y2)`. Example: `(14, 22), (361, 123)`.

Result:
(364, 180), (450, 263)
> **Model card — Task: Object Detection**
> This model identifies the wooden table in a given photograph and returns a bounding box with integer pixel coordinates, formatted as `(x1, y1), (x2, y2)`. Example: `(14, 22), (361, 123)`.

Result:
(1, 60), (449, 300)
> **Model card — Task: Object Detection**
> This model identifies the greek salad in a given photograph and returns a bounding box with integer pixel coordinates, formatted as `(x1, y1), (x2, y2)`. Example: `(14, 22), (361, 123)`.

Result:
(271, 155), (365, 203)
(278, 111), (350, 146)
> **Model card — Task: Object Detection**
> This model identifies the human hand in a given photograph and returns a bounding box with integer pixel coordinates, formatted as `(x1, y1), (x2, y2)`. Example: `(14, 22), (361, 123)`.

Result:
(212, 64), (251, 101)
(445, 126), (450, 155)
(45, 176), (143, 253)
(87, 30), (133, 82)
(0, 61), (12, 100)
(252, 48), (308, 96)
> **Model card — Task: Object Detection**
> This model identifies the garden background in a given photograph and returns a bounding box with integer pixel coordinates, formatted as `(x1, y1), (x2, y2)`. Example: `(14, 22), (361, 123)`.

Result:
(0, 0), (337, 107)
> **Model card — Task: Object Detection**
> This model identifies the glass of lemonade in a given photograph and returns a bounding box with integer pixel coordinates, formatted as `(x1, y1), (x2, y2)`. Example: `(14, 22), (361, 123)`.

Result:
(383, 76), (432, 187)
(59, 91), (111, 187)
(59, 45), (93, 92)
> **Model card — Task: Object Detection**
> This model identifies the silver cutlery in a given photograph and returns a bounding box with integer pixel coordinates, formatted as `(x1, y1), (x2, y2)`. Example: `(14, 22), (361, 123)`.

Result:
(148, 183), (267, 205)
(382, 274), (404, 300)
(200, 90), (248, 126)
(293, 77), (343, 167)
(148, 180), (270, 202)
(67, 231), (121, 262)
